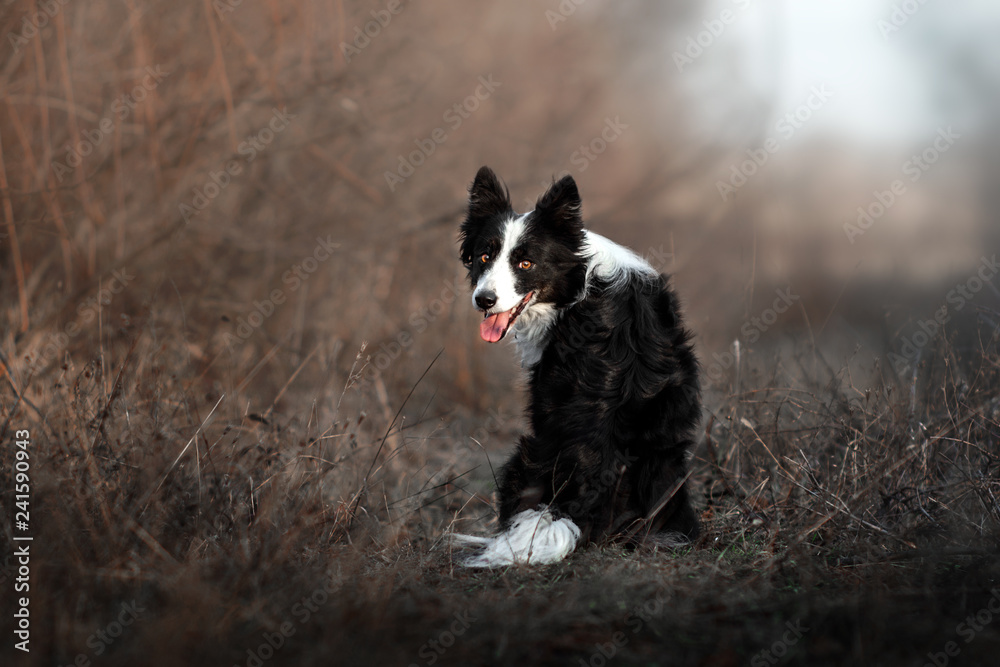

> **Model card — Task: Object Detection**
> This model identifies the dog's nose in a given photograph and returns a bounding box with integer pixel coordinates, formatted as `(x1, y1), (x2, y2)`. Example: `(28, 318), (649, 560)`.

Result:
(475, 291), (497, 311)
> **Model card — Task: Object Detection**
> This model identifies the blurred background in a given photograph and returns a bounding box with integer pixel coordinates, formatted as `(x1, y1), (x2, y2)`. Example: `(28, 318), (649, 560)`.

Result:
(3, 1), (1000, 663)
(3, 0), (998, 416)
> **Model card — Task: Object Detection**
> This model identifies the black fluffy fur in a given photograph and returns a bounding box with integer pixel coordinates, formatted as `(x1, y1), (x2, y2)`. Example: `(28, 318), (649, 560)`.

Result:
(459, 166), (701, 546)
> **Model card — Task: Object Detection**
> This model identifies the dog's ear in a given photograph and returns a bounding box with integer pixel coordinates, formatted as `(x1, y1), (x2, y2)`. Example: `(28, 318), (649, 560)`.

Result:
(535, 174), (583, 233)
(460, 167), (512, 267)
(467, 166), (512, 221)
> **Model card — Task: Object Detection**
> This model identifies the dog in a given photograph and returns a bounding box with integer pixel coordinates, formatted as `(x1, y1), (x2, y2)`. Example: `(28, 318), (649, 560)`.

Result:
(452, 166), (701, 567)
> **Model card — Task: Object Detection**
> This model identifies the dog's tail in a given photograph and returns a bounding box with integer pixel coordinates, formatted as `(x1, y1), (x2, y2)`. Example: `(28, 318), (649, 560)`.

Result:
(449, 508), (581, 567)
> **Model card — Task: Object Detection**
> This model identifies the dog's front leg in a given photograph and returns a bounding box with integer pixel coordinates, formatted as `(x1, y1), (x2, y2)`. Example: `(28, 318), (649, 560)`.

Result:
(496, 436), (547, 527)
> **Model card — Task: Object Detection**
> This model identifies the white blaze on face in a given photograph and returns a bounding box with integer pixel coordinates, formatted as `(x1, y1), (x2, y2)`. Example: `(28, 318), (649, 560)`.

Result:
(472, 213), (530, 313)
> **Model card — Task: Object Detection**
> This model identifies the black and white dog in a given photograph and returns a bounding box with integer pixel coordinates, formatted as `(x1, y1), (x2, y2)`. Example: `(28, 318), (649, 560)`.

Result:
(453, 166), (701, 566)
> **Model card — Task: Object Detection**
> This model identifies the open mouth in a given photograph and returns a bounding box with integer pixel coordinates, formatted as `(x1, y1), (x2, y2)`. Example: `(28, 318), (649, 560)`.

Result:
(480, 292), (533, 343)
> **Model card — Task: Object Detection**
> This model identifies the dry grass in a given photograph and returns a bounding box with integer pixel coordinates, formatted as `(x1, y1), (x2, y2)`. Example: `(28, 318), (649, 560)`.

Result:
(2, 1), (1000, 665)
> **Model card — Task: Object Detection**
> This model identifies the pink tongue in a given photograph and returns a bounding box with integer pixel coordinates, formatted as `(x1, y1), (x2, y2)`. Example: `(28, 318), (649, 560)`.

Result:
(480, 311), (511, 343)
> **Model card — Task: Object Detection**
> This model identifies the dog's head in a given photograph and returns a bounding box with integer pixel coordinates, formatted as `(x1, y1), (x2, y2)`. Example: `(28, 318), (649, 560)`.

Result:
(459, 166), (587, 343)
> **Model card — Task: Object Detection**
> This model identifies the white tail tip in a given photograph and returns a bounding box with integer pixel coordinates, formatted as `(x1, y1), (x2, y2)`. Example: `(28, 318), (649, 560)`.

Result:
(450, 509), (581, 567)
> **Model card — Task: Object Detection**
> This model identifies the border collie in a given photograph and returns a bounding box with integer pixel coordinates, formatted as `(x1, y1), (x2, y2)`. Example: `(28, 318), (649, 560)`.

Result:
(451, 166), (701, 567)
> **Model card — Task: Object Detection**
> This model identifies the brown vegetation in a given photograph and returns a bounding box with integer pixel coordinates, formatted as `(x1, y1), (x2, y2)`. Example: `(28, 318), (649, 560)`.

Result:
(1, 1), (999, 665)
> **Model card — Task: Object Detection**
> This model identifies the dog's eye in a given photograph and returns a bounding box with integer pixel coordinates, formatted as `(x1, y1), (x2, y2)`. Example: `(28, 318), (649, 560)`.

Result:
(480, 253), (490, 264)
(518, 260), (533, 270)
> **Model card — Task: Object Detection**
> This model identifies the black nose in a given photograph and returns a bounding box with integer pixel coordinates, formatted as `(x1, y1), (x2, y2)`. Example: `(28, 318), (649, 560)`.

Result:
(475, 291), (497, 310)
